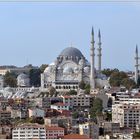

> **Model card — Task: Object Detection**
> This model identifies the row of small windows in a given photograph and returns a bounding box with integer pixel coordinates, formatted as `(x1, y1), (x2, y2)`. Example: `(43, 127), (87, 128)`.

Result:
(56, 86), (78, 89)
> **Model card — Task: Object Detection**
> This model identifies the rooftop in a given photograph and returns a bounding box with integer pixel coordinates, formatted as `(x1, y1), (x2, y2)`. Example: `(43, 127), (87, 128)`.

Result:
(46, 126), (64, 131)
(63, 134), (89, 139)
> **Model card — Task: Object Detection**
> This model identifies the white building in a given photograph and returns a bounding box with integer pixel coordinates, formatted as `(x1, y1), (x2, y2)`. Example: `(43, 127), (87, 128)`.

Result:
(12, 123), (46, 140)
(17, 73), (30, 87)
(28, 108), (45, 118)
(0, 75), (4, 88)
(112, 102), (140, 128)
(51, 102), (70, 110)
(79, 122), (99, 139)
(41, 29), (109, 92)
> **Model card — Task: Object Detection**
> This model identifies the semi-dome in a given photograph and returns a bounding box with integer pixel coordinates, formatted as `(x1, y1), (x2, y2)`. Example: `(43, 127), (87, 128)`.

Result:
(63, 67), (73, 74)
(44, 66), (52, 73)
(59, 47), (84, 59)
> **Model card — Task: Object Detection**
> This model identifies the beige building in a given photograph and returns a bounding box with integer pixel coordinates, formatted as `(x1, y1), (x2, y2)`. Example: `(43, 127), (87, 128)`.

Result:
(112, 102), (140, 128)
(0, 67), (33, 76)
(28, 108), (45, 118)
(46, 126), (64, 139)
(73, 95), (93, 107)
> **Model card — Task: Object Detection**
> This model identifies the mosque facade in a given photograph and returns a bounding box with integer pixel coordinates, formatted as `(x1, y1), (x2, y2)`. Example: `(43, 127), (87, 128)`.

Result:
(41, 28), (108, 92)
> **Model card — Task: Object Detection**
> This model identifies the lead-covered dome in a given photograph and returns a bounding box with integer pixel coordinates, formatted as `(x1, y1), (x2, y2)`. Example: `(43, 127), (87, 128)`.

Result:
(59, 47), (84, 59)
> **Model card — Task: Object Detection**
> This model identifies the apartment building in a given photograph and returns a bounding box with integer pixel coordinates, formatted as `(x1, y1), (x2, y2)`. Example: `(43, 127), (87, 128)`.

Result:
(28, 108), (45, 118)
(73, 95), (93, 107)
(79, 122), (99, 139)
(0, 110), (11, 124)
(46, 126), (64, 139)
(51, 103), (70, 111)
(12, 123), (46, 139)
(112, 102), (140, 128)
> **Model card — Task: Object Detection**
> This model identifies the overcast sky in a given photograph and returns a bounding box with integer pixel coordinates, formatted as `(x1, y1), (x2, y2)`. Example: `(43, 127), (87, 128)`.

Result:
(0, 2), (140, 71)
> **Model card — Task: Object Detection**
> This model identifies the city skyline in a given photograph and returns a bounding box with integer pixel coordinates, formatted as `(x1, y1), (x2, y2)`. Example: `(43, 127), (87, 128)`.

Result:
(0, 2), (140, 71)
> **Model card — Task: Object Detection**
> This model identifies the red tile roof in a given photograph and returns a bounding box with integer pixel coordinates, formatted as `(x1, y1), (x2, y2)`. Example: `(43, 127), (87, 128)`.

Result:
(53, 102), (68, 106)
(63, 134), (90, 139)
(63, 96), (71, 98)
(46, 126), (64, 131)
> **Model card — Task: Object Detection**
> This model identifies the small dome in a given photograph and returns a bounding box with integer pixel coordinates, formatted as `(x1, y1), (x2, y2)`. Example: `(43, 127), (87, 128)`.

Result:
(50, 62), (55, 66)
(17, 73), (29, 79)
(63, 67), (73, 74)
(79, 59), (85, 66)
(84, 66), (90, 73)
(17, 73), (30, 87)
(74, 67), (79, 73)
(59, 47), (84, 59)
(44, 66), (52, 73)
(57, 67), (61, 70)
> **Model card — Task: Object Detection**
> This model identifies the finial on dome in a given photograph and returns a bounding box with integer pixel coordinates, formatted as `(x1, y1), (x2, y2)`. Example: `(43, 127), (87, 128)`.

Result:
(70, 42), (73, 48)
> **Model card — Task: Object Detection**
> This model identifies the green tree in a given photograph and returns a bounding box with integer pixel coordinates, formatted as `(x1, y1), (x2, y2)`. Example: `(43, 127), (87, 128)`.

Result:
(90, 98), (103, 119)
(109, 71), (128, 87)
(4, 72), (17, 87)
(29, 69), (41, 87)
(133, 132), (140, 139)
(67, 90), (77, 95)
(121, 78), (136, 89)
(106, 112), (112, 121)
(79, 80), (86, 89)
(40, 64), (48, 73)
(48, 86), (56, 97)
(72, 112), (79, 119)
(84, 84), (90, 94)
(107, 97), (113, 108)
(102, 68), (119, 77)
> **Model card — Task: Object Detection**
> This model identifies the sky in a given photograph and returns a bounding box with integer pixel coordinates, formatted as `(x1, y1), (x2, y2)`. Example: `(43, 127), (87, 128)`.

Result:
(0, 2), (140, 71)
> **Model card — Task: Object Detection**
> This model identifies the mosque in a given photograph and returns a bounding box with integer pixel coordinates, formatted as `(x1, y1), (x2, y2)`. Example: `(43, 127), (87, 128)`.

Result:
(41, 28), (109, 92)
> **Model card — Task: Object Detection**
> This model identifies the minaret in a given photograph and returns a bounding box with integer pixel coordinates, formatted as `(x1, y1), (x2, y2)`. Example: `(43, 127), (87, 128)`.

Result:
(135, 45), (139, 84)
(90, 27), (95, 89)
(97, 29), (102, 74)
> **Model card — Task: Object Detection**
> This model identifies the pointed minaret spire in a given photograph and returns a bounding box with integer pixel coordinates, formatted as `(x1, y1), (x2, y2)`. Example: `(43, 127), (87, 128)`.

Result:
(136, 44), (138, 54)
(91, 26), (95, 44)
(97, 29), (102, 73)
(90, 27), (95, 90)
(98, 29), (101, 38)
(135, 44), (139, 84)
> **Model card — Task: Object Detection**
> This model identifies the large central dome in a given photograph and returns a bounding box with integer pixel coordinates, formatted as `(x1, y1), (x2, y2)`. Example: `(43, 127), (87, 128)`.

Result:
(59, 47), (84, 58)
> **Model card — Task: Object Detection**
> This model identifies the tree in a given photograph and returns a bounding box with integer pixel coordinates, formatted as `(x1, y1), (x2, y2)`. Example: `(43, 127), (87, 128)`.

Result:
(4, 72), (17, 87)
(109, 70), (136, 89)
(84, 84), (90, 94)
(67, 90), (77, 95)
(48, 86), (56, 97)
(109, 71), (128, 87)
(133, 132), (140, 139)
(90, 98), (103, 119)
(102, 68), (119, 77)
(106, 112), (112, 121)
(79, 80), (86, 89)
(107, 97), (113, 108)
(72, 111), (79, 119)
(121, 78), (136, 89)
(29, 69), (41, 87)
(40, 64), (48, 73)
